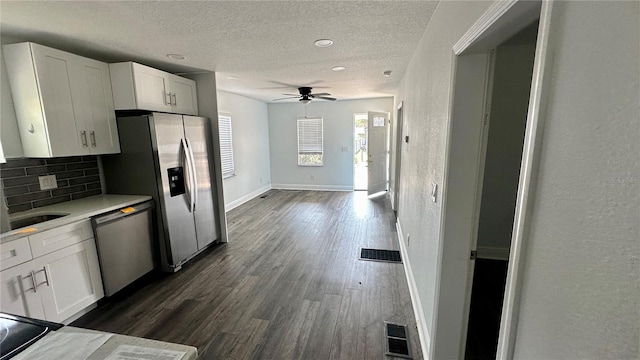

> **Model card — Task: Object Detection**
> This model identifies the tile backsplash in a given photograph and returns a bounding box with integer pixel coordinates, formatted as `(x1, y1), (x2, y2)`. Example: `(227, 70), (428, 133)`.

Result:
(1, 156), (102, 214)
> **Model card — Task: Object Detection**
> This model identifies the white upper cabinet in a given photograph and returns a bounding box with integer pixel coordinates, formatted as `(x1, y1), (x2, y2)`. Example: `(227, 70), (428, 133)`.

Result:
(109, 62), (198, 116)
(2, 42), (120, 157)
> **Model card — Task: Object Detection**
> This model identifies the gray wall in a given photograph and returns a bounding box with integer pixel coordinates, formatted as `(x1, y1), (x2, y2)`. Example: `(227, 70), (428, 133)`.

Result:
(216, 91), (271, 208)
(512, 2), (639, 358)
(477, 32), (537, 253)
(268, 97), (392, 190)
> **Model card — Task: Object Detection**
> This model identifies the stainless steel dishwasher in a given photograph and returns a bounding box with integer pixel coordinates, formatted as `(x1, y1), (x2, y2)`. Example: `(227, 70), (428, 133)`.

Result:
(91, 200), (155, 296)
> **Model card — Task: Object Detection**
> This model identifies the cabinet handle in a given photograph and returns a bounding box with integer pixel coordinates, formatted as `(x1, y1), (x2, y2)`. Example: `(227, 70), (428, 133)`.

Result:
(172, 93), (177, 107)
(81, 131), (88, 147)
(35, 267), (50, 288)
(22, 271), (38, 293)
(164, 91), (171, 105)
(90, 131), (97, 147)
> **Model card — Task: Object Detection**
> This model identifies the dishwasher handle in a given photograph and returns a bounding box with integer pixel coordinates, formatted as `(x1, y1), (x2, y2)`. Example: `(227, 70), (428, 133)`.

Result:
(92, 201), (155, 226)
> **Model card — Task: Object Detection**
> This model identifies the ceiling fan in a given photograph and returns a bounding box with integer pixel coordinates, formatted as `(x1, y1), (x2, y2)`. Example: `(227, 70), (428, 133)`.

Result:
(273, 87), (337, 104)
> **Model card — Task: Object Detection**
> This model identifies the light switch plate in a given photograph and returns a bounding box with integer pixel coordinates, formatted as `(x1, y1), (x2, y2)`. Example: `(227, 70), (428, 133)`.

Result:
(39, 175), (57, 190)
(431, 182), (437, 203)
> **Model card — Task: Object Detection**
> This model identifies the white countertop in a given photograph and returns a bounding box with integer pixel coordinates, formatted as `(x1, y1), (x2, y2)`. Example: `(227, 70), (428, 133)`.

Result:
(1, 194), (152, 244)
(15, 326), (197, 360)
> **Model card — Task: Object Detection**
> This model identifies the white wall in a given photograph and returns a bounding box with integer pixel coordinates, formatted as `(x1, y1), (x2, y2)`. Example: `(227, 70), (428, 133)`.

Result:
(216, 91), (271, 209)
(512, 2), (639, 358)
(0, 43), (24, 158)
(268, 97), (393, 191)
(392, 0), (492, 347)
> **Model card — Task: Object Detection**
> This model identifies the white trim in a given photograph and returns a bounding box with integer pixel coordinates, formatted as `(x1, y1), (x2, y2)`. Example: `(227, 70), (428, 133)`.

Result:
(225, 184), (272, 211)
(476, 246), (510, 261)
(497, 1), (554, 359)
(396, 220), (430, 358)
(271, 184), (352, 192)
(453, 0), (541, 56)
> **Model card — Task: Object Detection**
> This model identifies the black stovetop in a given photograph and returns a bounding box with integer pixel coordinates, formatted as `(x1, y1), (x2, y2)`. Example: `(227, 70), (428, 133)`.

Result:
(0, 313), (63, 360)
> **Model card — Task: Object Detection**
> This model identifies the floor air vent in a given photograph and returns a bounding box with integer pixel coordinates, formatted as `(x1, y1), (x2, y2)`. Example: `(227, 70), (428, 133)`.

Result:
(384, 322), (412, 358)
(360, 248), (402, 263)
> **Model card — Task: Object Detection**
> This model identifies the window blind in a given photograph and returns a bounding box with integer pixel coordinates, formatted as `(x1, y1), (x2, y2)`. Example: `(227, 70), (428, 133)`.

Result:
(297, 117), (323, 166)
(218, 113), (235, 177)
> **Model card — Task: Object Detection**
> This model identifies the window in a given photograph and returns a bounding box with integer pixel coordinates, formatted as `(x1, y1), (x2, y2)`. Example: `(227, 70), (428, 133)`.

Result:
(218, 113), (235, 178)
(297, 117), (323, 166)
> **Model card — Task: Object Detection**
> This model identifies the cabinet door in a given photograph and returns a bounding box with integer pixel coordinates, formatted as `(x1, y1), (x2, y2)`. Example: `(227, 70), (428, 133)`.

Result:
(31, 44), (87, 156)
(76, 59), (120, 154)
(32, 239), (104, 323)
(170, 75), (198, 115)
(132, 63), (172, 113)
(0, 261), (45, 320)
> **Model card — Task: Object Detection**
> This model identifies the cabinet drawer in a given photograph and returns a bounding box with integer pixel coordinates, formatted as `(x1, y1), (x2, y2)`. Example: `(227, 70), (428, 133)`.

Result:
(29, 220), (93, 258)
(0, 237), (33, 271)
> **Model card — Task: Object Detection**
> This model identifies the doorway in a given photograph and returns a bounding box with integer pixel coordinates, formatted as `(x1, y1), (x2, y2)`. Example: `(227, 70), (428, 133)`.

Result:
(353, 113), (368, 191)
(432, 1), (550, 359)
(464, 21), (539, 360)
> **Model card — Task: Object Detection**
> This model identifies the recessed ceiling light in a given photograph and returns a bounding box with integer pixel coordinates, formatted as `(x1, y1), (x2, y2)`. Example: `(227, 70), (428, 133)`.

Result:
(314, 39), (334, 47)
(226, 76), (239, 80)
(167, 53), (186, 60)
(332, 66), (346, 72)
(383, 70), (392, 77)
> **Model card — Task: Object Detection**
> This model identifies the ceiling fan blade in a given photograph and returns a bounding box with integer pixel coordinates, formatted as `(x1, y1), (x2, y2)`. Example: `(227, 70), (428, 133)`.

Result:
(310, 92), (331, 97)
(273, 96), (301, 101)
(282, 93), (301, 96)
(315, 96), (337, 101)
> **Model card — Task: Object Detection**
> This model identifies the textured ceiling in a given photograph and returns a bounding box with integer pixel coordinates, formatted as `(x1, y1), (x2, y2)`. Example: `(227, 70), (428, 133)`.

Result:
(0, 1), (439, 103)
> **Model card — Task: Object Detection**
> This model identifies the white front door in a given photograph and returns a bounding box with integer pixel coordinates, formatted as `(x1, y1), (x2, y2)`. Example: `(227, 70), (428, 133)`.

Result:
(367, 111), (389, 195)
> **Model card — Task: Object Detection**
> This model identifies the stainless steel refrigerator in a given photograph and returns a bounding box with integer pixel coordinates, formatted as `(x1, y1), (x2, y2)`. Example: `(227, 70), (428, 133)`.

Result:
(102, 113), (220, 272)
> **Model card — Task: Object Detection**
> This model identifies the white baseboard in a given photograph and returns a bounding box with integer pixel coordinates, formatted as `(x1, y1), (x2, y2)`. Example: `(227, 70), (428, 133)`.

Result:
(476, 246), (510, 261)
(271, 183), (352, 192)
(225, 184), (272, 211)
(396, 220), (431, 358)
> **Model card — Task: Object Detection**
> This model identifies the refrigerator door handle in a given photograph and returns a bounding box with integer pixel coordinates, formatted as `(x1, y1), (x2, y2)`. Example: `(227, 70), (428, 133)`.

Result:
(185, 138), (198, 211)
(180, 138), (194, 213)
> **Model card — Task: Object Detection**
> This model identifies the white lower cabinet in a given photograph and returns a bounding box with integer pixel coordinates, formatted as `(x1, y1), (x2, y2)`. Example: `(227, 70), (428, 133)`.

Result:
(0, 220), (104, 323)
(0, 261), (46, 319)
(32, 240), (104, 322)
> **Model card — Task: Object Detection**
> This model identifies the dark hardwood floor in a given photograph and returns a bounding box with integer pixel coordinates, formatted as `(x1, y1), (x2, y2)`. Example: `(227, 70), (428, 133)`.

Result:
(73, 190), (422, 359)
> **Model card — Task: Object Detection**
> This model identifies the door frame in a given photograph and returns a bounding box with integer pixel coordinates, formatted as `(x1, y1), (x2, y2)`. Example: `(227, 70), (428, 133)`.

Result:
(431, 0), (554, 359)
(392, 101), (404, 212)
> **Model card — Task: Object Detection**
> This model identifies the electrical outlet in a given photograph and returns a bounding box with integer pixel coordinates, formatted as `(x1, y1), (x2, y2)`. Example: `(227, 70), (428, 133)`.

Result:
(39, 175), (57, 190)
(260, 177), (263, 184)
(311, 175), (315, 180)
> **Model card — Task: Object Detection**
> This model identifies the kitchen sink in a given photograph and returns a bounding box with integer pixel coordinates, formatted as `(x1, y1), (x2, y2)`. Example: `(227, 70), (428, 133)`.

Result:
(10, 213), (69, 230)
